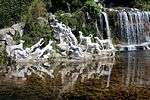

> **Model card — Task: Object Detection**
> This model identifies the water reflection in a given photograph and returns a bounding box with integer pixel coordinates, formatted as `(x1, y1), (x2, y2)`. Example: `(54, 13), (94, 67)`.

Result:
(121, 51), (150, 87)
(0, 51), (150, 99)
(0, 58), (115, 89)
(1, 50), (150, 89)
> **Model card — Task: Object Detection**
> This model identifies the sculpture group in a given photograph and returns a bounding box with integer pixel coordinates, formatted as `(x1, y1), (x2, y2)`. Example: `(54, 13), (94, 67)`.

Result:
(5, 15), (116, 61)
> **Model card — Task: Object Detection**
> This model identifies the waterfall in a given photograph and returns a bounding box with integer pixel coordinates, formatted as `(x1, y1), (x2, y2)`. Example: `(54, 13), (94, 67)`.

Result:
(97, 9), (150, 51)
(95, 20), (103, 39)
(98, 13), (104, 39)
(98, 12), (111, 40)
(117, 11), (150, 45)
(102, 12), (111, 39)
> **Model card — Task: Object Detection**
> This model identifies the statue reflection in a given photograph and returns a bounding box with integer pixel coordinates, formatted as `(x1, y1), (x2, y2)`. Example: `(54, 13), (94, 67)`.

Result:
(0, 58), (115, 91)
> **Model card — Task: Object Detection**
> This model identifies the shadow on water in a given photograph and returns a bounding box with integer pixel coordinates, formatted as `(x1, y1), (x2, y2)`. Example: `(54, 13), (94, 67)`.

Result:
(0, 51), (150, 100)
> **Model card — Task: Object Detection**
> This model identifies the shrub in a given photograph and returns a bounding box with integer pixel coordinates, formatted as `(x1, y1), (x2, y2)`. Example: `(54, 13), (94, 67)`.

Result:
(0, 0), (32, 28)
(21, 0), (52, 47)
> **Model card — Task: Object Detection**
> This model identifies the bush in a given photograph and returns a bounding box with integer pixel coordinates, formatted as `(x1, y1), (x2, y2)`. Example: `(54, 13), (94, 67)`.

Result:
(55, 11), (98, 37)
(21, 0), (52, 47)
(55, 0), (103, 37)
(133, 0), (150, 10)
(84, 0), (103, 16)
(0, 0), (32, 28)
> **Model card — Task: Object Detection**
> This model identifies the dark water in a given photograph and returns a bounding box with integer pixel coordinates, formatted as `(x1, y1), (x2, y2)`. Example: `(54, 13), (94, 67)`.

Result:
(0, 51), (150, 100)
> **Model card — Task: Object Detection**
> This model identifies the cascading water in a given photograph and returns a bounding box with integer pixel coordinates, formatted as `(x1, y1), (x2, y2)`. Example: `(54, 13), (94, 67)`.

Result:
(98, 12), (111, 40)
(95, 19), (102, 39)
(99, 9), (150, 51)
(116, 10), (150, 50)
(102, 12), (111, 39)
(118, 11), (150, 45)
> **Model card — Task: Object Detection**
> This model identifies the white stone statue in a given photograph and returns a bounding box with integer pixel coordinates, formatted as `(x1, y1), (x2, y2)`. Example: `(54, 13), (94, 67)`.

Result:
(30, 38), (44, 52)
(6, 40), (25, 57)
(49, 15), (78, 45)
(39, 40), (53, 58)
(79, 31), (92, 45)
(95, 37), (115, 50)
(2, 13), (117, 61)
(68, 42), (83, 58)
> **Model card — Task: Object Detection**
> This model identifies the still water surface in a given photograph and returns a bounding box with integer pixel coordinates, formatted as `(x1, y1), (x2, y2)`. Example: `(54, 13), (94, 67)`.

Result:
(0, 51), (150, 100)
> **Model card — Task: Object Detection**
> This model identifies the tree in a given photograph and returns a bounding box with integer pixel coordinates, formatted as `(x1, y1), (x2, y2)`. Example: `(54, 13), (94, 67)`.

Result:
(0, 0), (32, 28)
(21, 0), (52, 47)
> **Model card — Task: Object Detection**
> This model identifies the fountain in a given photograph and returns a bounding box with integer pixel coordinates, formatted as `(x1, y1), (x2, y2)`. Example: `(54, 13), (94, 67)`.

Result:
(0, 6), (150, 61)
(0, 13), (116, 62)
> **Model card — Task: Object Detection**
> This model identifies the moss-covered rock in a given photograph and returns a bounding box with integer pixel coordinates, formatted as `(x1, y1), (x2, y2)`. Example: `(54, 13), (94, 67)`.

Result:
(0, 41), (6, 65)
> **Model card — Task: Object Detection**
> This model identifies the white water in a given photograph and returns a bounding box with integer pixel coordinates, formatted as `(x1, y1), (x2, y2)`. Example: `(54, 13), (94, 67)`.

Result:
(101, 12), (111, 39)
(98, 12), (111, 40)
(117, 11), (150, 50)
(96, 9), (150, 51)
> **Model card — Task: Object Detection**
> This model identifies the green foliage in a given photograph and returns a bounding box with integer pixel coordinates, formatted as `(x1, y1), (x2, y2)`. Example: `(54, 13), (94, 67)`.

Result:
(1, 0), (150, 47)
(0, 42), (6, 65)
(0, 0), (32, 28)
(55, 10), (98, 37)
(133, 0), (150, 10)
(21, 0), (53, 47)
(54, 0), (104, 37)
(23, 21), (53, 47)
(55, 10), (86, 31)
(84, 0), (103, 16)
(22, 0), (47, 22)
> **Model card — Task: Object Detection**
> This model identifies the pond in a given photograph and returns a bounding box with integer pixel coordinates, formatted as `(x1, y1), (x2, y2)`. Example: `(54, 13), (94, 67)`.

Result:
(0, 51), (150, 100)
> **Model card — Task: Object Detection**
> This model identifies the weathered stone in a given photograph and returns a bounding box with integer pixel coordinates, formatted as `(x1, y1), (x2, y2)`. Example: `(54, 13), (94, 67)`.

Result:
(0, 28), (15, 36)
(0, 23), (25, 45)
(11, 22), (25, 37)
